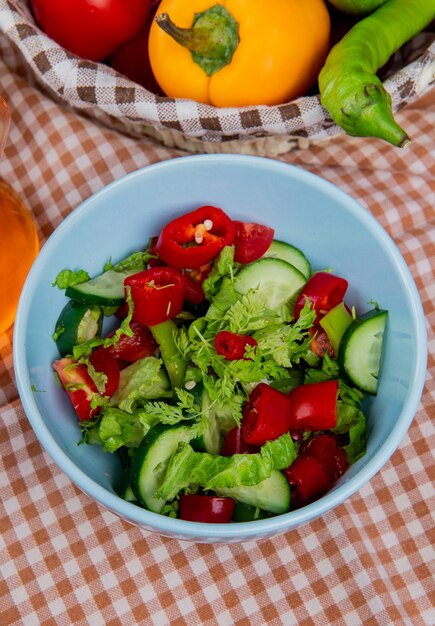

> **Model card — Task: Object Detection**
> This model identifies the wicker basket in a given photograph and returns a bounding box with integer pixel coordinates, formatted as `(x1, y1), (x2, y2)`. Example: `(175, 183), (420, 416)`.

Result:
(0, 0), (434, 156)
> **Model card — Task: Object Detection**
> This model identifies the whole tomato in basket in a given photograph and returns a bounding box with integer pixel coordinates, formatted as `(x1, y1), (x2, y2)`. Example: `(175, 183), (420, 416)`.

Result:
(30, 0), (154, 62)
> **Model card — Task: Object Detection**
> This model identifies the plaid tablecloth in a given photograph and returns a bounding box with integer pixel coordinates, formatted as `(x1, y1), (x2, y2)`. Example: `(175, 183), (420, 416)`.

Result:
(0, 51), (434, 626)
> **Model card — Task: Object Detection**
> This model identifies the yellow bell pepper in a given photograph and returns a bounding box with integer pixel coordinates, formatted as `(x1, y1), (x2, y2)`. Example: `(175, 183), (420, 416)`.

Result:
(149, 0), (331, 108)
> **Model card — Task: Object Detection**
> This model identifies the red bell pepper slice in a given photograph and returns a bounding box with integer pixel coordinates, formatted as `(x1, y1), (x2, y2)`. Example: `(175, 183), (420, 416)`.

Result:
(124, 267), (185, 327)
(232, 220), (275, 264)
(179, 494), (235, 523)
(220, 427), (260, 456)
(241, 383), (292, 446)
(288, 380), (339, 431)
(294, 271), (348, 321)
(104, 321), (158, 363)
(155, 206), (236, 269)
(214, 330), (257, 361)
(53, 357), (100, 422)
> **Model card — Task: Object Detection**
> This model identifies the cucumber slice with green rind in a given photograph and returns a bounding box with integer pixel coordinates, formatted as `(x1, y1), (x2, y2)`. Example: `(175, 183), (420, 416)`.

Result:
(338, 308), (388, 395)
(216, 469), (291, 514)
(234, 257), (306, 312)
(65, 268), (139, 306)
(262, 240), (311, 279)
(130, 422), (196, 513)
(54, 300), (103, 357)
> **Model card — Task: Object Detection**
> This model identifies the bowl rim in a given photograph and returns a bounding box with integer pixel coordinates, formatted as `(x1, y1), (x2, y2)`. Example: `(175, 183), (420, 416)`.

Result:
(13, 154), (428, 541)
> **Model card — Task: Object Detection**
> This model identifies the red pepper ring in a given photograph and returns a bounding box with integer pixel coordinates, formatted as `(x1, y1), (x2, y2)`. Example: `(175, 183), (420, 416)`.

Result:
(124, 267), (185, 327)
(294, 271), (348, 321)
(179, 494), (235, 523)
(242, 383), (292, 447)
(214, 330), (258, 361)
(288, 379), (339, 431)
(155, 206), (236, 269)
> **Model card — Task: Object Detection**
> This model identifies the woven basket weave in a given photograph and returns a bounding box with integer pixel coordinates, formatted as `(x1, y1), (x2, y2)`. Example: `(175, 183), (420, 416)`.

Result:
(0, 0), (434, 156)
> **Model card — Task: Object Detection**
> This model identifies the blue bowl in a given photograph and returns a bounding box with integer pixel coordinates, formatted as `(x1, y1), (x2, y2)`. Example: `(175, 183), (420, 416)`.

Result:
(14, 155), (427, 543)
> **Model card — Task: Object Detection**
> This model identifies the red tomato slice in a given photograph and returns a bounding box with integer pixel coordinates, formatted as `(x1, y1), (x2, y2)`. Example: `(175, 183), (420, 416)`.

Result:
(233, 221), (275, 264)
(179, 494), (235, 523)
(89, 346), (120, 397)
(53, 357), (99, 421)
(104, 321), (158, 363)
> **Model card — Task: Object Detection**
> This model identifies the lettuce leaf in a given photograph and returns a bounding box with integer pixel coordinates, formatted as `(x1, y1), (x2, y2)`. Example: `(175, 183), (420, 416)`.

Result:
(155, 433), (298, 501)
(98, 407), (158, 453)
(110, 357), (172, 412)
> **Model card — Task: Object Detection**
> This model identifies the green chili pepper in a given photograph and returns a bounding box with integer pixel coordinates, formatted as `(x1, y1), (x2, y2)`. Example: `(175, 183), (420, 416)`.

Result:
(319, 0), (435, 146)
(327, 0), (387, 15)
(150, 319), (187, 390)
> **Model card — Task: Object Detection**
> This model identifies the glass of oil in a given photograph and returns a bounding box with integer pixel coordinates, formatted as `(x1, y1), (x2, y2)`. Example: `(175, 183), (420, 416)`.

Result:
(0, 96), (39, 335)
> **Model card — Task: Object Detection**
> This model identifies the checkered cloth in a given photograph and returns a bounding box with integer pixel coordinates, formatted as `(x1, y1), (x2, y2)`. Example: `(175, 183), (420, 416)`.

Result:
(0, 36), (434, 626)
(0, 0), (434, 150)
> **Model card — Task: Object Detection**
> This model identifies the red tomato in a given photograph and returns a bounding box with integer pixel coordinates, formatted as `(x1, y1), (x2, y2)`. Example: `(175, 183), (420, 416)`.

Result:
(179, 494), (235, 523)
(284, 455), (331, 509)
(232, 221), (275, 264)
(89, 346), (120, 397)
(108, 11), (162, 93)
(30, 0), (153, 62)
(104, 321), (158, 363)
(53, 357), (99, 421)
(309, 326), (335, 358)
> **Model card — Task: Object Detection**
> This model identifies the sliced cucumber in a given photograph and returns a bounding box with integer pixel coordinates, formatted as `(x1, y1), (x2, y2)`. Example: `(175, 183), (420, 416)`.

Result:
(234, 257), (306, 312)
(65, 268), (139, 307)
(263, 240), (311, 279)
(216, 469), (291, 514)
(338, 308), (388, 395)
(54, 300), (103, 357)
(130, 423), (196, 513)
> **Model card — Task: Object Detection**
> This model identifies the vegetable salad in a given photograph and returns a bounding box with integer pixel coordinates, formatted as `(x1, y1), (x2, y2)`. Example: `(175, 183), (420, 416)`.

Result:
(52, 206), (387, 523)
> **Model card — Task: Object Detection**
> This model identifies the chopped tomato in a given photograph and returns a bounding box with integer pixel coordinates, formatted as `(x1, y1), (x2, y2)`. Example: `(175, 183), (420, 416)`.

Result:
(89, 346), (120, 397)
(155, 206), (236, 269)
(104, 321), (158, 363)
(309, 326), (335, 358)
(232, 221), (275, 264)
(53, 357), (99, 421)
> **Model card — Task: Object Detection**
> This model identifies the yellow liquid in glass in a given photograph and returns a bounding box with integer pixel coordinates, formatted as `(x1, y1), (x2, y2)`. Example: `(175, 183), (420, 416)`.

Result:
(0, 179), (39, 334)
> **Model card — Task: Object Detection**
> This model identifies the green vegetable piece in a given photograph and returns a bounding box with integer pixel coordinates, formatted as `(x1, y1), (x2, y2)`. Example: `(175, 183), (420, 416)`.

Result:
(319, 0), (435, 146)
(150, 320), (187, 391)
(54, 300), (103, 357)
(155, 433), (298, 502)
(319, 301), (353, 356)
(327, 0), (387, 15)
(110, 357), (172, 412)
(52, 268), (90, 290)
(155, 4), (239, 76)
(232, 501), (273, 522)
